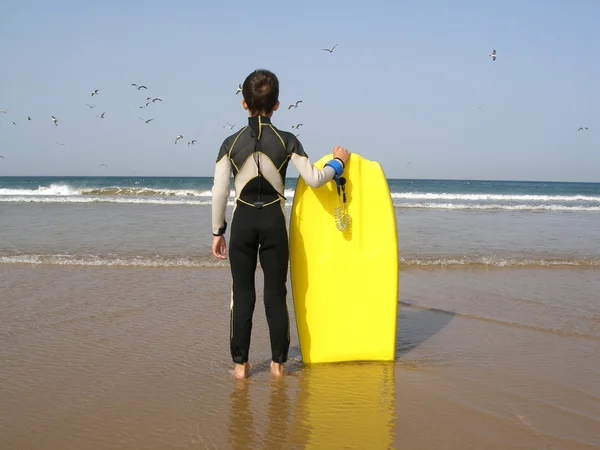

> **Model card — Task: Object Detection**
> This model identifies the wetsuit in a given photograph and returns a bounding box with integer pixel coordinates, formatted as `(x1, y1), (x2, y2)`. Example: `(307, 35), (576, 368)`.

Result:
(212, 115), (338, 365)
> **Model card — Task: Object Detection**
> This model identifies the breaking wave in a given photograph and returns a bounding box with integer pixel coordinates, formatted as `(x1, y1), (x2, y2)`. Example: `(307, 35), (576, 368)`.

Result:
(2, 184), (600, 211)
(1, 253), (598, 269)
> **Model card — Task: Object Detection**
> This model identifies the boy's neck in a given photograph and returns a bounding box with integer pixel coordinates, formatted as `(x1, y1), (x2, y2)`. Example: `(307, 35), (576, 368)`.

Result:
(248, 112), (274, 119)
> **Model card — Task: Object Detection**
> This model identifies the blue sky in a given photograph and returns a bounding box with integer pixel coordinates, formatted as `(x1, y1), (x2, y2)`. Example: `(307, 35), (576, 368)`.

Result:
(0, 0), (598, 181)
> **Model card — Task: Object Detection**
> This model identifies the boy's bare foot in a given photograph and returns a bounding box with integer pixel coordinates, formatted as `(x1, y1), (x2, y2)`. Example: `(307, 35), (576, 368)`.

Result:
(270, 361), (284, 377)
(233, 362), (250, 379)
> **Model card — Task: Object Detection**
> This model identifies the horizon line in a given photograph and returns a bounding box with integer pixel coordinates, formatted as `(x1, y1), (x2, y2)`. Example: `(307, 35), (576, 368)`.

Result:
(0, 175), (599, 184)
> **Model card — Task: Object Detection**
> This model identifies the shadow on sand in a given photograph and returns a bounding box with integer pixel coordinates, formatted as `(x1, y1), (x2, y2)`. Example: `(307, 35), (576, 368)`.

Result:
(395, 299), (456, 359)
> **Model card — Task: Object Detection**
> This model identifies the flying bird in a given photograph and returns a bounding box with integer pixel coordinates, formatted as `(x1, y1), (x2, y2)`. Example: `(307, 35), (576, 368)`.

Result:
(175, 135), (184, 144)
(321, 44), (338, 53)
(151, 98), (162, 103)
(28, 116), (31, 121)
(100, 164), (107, 167)
(132, 84), (148, 90)
(135, 102), (151, 108)
(407, 161), (412, 166)
(0, 155), (4, 159)
(52, 116), (58, 126)
(11, 121), (16, 125)
(288, 100), (303, 109)
(489, 49), (496, 61)
(236, 84), (242, 95)
(56, 142), (66, 146)
(86, 104), (95, 108)
(223, 122), (235, 129)
(476, 104), (484, 110)
(0, 109), (6, 114)
(188, 140), (197, 146)
(91, 89), (99, 96)
(139, 117), (154, 124)
(98, 112), (105, 119)
(292, 124), (303, 129)
(578, 127), (588, 131)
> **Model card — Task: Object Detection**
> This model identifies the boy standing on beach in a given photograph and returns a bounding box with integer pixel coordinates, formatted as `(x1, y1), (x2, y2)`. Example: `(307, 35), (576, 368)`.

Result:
(211, 69), (350, 379)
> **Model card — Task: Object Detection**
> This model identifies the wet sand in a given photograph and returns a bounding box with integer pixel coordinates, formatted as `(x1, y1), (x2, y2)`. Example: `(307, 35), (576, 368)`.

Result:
(1, 265), (599, 449)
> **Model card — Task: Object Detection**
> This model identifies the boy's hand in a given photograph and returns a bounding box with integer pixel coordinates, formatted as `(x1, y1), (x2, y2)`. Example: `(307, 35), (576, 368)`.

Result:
(333, 145), (350, 164)
(212, 235), (227, 259)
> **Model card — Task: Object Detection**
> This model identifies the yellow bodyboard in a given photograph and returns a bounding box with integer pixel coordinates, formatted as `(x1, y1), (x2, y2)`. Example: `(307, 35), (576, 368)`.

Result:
(289, 153), (399, 364)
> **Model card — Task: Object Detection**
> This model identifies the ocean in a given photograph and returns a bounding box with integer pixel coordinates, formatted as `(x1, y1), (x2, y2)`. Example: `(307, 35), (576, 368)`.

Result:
(1, 176), (599, 268)
(1, 175), (599, 449)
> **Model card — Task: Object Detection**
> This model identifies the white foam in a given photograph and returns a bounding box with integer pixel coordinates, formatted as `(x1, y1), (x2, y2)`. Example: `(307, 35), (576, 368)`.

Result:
(1, 253), (598, 268)
(394, 202), (600, 212)
(0, 183), (82, 196)
(391, 192), (600, 202)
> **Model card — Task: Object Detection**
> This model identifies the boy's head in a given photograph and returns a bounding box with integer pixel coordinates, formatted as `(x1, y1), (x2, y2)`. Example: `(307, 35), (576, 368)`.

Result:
(242, 69), (280, 117)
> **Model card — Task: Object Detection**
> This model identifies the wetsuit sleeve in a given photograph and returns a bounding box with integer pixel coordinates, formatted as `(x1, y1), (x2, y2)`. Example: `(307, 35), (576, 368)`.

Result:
(211, 141), (232, 235)
(289, 138), (336, 188)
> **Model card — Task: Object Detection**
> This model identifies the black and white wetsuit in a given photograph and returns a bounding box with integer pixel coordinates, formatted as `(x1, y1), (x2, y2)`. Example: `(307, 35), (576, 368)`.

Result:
(212, 115), (336, 364)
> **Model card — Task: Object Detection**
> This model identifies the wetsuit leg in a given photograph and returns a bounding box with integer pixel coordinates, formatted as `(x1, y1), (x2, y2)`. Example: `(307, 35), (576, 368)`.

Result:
(228, 202), (259, 364)
(257, 204), (290, 364)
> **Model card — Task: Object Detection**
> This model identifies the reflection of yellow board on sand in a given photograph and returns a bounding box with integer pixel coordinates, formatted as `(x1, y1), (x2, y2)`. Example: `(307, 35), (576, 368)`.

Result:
(288, 363), (397, 448)
(289, 153), (399, 364)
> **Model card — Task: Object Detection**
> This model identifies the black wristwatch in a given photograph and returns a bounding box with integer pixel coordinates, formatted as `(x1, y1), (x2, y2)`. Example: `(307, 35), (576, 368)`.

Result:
(213, 221), (227, 237)
(334, 157), (345, 169)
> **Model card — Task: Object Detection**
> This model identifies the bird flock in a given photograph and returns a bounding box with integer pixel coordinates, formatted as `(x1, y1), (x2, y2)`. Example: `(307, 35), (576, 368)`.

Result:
(1, 83), (170, 166)
(0, 45), (592, 165)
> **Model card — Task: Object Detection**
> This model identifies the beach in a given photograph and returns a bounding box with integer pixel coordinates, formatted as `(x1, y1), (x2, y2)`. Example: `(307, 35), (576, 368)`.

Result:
(1, 178), (599, 449)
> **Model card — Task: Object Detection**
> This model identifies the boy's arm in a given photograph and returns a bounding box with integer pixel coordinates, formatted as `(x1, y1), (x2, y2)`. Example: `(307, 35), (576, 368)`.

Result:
(211, 142), (232, 236)
(289, 138), (338, 188)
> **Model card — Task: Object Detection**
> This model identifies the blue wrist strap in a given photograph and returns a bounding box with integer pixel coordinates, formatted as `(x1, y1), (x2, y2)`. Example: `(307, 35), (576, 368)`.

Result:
(324, 159), (344, 180)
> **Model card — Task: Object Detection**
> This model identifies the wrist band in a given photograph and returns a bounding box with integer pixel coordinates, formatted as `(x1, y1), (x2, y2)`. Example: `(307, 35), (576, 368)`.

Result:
(324, 159), (344, 179)
(213, 221), (227, 236)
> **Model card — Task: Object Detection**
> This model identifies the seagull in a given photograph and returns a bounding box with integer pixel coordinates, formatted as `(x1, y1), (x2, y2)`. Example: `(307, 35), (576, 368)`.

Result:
(288, 100), (303, 109)
(52, 116), (58, 126)
(135, 102), (151, 109)
(56, 142), (65, 146)
(577, 127), (588, 131)
(86, 104), (95, 108)
(489, 49), (496, 61)
(0, 155), (4, 159)
(188, 140), (197, 146)
(139, 117), (154, 124)
(132, 84), (148, 90)
(292, 124), (303, 129)
(321, 44), (338, 53)
(98, 112), (105, 119)
(476, 104), (484, 110)
(100, 164), (107, 167)
(236, 84), (242, 95)
(28, 116), (31, 121)
(151, 98), (162, 103)
(11, 121), (16, 125)
(0, 109), (6, 114)
(91, 89), (99, 96)
(175, 135), (184, 144)
(407, 161), (412, 166)
(223, 122), (235, 129)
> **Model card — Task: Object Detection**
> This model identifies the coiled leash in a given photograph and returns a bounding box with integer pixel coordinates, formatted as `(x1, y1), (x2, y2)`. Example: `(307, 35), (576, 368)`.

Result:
(324, 158), (351, 232)
(334, 176), (351, 232)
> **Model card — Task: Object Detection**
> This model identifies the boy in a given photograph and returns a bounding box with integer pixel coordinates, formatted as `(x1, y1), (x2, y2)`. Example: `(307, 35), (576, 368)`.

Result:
(211, 69), (350, 379)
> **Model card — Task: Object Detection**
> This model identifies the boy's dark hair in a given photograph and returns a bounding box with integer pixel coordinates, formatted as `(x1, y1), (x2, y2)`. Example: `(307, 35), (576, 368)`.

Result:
(242, 69), (279, 115)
